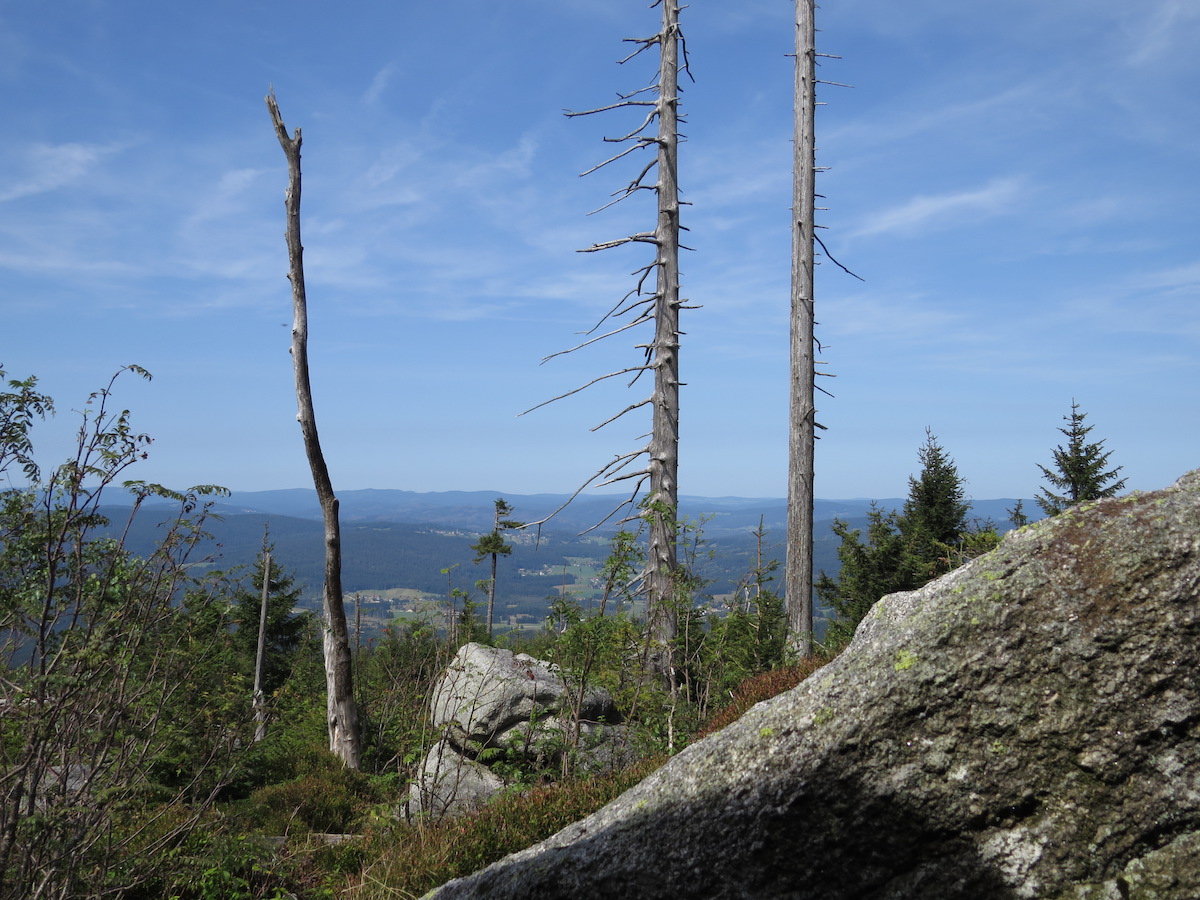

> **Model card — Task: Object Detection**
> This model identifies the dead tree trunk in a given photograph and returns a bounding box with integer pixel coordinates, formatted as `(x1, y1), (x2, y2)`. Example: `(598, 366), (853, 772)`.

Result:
(786, 0), (817, 656)
(645, 0), (682, 675)
(253, 551), (270, 742)
(266, 90), (362, 769)
(523, 1), (689, 679)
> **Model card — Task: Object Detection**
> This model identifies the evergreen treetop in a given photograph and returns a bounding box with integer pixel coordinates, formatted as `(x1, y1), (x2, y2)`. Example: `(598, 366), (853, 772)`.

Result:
(231, 542), (314, 695)
(1036, 401), (1127, 516)
(902, 429), (970, 547)
(818, 430), (995, 648)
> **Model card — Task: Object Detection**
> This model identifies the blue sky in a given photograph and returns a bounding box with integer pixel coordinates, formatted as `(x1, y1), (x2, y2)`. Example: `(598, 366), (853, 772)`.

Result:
(1, 0), (1197, 502)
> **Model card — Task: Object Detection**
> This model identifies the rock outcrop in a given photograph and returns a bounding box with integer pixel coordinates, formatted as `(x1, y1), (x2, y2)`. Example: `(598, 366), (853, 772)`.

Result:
(426, 472), (1200, 898)
(409, 643), (634, 819)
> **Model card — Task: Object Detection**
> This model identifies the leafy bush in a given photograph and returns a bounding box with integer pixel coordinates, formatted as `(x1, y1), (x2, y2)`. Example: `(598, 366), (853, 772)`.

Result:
(0, 368), (243, 900)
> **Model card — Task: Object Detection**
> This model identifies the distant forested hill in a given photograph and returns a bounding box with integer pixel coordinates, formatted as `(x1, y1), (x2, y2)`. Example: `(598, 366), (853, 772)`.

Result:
(107, 507), (594, 603)
(100, 489), (1033, 627)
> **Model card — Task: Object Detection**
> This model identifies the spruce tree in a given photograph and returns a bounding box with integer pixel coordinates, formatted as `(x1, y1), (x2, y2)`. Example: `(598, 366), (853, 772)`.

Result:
(231, 545), (313, 696)
(900, 429), (970, 584)
(1036, 401), (1127, 516)
(902, 430), (969, 545)
(818, 431), (975, 646)
(816, 505), (908, 648)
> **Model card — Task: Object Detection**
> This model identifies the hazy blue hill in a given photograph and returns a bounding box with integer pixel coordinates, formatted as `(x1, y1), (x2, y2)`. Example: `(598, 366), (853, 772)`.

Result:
(204, 489), (969, 537)
(102, 489), (1037, 629)
(199, 489), (1035, 541)
(106, 506), (596, 600)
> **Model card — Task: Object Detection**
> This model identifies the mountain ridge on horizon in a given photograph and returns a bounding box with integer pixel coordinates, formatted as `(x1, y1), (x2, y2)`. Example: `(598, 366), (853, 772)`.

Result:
(98, 487), (1038, 628)
(119, 486), (1034, 537)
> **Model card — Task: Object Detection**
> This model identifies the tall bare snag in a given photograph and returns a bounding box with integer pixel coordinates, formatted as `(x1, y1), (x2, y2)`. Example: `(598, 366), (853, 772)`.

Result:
(526, 0), (690, 678)
(786, 0), (817, 655)
(266, 90), (362, 768)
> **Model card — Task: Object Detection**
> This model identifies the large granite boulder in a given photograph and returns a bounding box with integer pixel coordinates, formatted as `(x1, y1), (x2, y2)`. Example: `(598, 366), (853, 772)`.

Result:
(410, 643), (634, 819)
(427, 471), (1200, 898)
(411, 738), (506, 820)
(429, 642), (617, 747)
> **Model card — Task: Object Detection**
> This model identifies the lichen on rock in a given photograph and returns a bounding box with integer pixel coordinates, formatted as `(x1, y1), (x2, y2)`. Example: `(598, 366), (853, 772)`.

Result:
(425, 470), (1200, 898)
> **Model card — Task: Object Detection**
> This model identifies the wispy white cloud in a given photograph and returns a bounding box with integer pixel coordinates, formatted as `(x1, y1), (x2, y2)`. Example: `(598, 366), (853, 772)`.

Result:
(0, 246), (138, 277)
(181, 167), (269, 228)
(0, 142), (122, 203)
(1137, 260), (1200, 297)
(687, 138), (790, 214)
(1126, 0), (1200, 67)
(1057, 195), (1124, 228)
(1037, 258), (1200, 344)
(358, 142), (426, 195)
(847, 177), (1025, 240)
(822, 83), (1044, 154)
(821, 289), (968, 341)
(454, 133), (539, 189)
(362, 63), (397, 106)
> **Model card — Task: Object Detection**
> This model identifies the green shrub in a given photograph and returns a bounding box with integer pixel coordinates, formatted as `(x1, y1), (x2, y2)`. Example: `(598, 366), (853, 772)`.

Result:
(238, 761), (378, 834)
(117, 816), (293, 900)
(344, 757), (662, 899)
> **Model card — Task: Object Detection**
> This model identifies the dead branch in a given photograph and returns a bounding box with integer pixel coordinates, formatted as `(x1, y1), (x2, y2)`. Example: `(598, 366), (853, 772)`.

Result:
(578, 232), (658, 252)
(519, 367), (649, 417)
(578, 495), (646, 535)
(565, 99), (656, 118)
(581, 285), (657, 336)
(586, 159), (659, 214)
(615, 84), (661, 103)
(602, 109), (661, 142)
(617, 37), (661, 65)
(580, 141), (656, 177)
(541, 317), (651, 363)
(522, 449), (647, 529)
(814, 231), (864, 281)
(591, 397), (652, 432)
(578, 268), (659, 337)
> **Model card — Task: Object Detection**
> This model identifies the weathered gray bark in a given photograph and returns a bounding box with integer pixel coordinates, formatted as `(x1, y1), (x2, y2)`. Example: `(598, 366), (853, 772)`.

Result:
(645, 0), (682, 674)
(266, 91), (362, 769)
(527, 1), (687, 679)
(785, 0), (817, 655)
